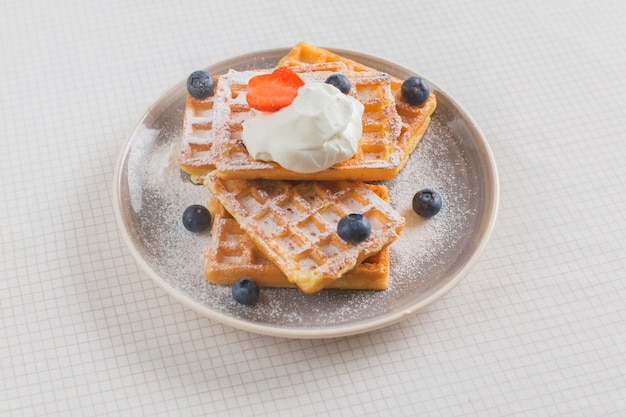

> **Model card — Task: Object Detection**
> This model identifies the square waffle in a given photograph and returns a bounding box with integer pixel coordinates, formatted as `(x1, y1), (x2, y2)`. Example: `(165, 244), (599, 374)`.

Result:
(204, 173), (405, 293)
(204, 183), (391, 290)
(211, 66), (406, 181)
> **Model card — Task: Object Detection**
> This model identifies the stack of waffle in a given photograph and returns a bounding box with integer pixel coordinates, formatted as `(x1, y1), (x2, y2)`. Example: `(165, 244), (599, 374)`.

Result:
(180, 42), (436, 293)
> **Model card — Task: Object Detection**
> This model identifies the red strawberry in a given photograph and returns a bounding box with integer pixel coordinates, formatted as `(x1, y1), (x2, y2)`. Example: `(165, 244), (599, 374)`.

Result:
(246, 67), (304, 112)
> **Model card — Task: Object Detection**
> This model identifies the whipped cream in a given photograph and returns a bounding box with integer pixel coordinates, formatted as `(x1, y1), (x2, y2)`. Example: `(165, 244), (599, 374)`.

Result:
(241, 82), (364, 173)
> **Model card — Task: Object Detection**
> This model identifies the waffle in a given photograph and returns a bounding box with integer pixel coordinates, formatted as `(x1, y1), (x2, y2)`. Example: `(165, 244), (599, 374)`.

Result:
(204, 173), (405, 293)
(180, 75), (220, 182)
(211, 66), (409, 181)
(204, 185), (391, 290)
(279, 42), (437, 176)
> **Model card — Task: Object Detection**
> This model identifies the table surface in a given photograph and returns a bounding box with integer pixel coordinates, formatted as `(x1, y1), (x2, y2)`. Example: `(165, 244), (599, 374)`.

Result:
(2, 1), (625, 416)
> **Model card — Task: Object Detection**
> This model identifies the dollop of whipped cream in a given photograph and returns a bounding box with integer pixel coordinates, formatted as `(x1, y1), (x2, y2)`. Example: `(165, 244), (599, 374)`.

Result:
(242, 82), (364, 173)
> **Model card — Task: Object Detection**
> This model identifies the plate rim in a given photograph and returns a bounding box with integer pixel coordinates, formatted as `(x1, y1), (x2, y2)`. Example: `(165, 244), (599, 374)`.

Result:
(112, 47), (499, 339)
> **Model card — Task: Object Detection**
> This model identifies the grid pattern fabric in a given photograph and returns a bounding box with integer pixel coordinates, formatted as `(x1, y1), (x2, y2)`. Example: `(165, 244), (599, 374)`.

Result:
(1, 0), (625, 416)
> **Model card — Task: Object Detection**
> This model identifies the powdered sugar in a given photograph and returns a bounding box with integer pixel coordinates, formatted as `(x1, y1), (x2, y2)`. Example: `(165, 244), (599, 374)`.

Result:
(386, 116), (477, 291)
(131, 125), (213, 295)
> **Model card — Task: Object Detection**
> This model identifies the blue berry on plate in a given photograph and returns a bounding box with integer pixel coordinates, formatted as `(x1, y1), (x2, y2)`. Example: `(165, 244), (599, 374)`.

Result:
(182, 204), (211, 232)
(186, 70), (215, 99)
(232, 278), (260, 305)
(401, 76), (430, 106)
(337, 213), (371, 243)
(325, 73), (350, 94)
(412, 189), (442, 217)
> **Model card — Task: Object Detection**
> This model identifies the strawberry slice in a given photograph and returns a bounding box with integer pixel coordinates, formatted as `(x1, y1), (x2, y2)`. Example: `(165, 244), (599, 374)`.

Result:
(246, 67), (304, 112)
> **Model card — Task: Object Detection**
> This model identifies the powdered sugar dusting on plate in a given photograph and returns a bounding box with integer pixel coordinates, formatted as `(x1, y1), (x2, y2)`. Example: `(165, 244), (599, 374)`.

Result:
(116, 49), (494, 335)
(131, 125), (214, 298)
(388, 115), (476, 286)
(127, 109), (478, 327)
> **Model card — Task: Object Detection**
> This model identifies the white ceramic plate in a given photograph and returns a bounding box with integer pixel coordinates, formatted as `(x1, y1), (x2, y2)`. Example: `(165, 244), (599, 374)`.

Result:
(113, 48), (499, 338)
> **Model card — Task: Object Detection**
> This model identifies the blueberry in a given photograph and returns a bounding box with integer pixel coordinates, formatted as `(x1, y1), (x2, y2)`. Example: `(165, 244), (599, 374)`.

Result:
(325, 73), (350, 94)
(186, 70), (215, 99)
(401, 76), (430, 106)
(182, 205), (211, 232)
(232, 278), (260, 305)
(412, 189), (442, 217)
(337, 213), (371, 243)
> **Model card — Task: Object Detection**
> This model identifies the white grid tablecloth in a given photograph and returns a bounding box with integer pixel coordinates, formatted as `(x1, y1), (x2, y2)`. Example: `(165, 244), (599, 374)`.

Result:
(1, 1), (625, 415)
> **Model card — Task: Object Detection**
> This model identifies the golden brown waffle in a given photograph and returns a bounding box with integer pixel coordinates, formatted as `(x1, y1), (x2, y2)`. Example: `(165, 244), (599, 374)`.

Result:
(180, 76), (220, 182)
(204, 173), (405, 293)
(211, 67), (409, 181)
(279, 42), (437, 176)
(204, 185), (390, 290)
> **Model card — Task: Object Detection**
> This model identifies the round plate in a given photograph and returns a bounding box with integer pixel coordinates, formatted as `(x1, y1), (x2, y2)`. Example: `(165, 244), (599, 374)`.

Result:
(113, 48), (499, 339)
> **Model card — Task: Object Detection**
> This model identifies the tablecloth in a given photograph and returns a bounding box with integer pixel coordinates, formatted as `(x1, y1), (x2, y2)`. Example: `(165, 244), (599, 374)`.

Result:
(1, 0), (624, 415)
